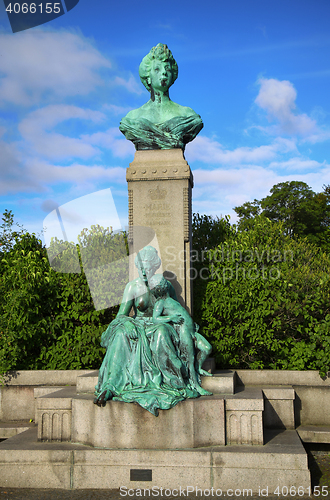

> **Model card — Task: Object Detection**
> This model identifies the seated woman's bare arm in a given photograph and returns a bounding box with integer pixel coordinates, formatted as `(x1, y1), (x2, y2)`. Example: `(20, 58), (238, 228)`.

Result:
(116, 281), (136, 317)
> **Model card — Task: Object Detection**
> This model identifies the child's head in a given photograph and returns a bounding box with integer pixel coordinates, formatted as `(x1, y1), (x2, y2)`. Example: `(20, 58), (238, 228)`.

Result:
(152, 276), (169, 299)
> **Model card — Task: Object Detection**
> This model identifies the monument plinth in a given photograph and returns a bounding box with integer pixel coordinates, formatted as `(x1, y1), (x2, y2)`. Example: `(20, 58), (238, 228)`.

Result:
(127, 148), (193, 312)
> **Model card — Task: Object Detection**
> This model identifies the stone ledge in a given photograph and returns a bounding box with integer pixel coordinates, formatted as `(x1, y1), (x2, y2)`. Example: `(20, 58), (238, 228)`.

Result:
(34, 387), (66, 399)
(36, 387), (74, 411)
(0, 421), (34, 439)
(236, 370), (330, 387)
(262, 386), (295, 400)
(297, 425), (330, 443)
(202, 370), (235, 394)
(225, 388), (264, 411)
(1, 370), (93, 386)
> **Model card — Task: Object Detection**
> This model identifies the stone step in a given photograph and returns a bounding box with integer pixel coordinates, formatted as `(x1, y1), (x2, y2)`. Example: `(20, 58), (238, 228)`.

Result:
(202, 370), (235, 394)
(0, 427), (310, 491)
(0, 421), (35, 439)
(297, 425), (330, 443)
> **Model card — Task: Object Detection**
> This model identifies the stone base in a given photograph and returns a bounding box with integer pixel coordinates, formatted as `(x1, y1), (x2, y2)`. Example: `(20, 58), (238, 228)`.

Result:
(72, 394), (225, 449)
(0, 427), (310, 491)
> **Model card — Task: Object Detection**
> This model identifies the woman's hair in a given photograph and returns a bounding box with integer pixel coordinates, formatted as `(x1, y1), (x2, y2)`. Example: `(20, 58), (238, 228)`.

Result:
(139, 43), (178, 92)
(135, 246), (161, 274)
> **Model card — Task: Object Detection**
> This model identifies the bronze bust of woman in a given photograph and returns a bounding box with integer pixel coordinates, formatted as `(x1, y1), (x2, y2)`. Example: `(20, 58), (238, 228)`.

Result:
(119, 43), (203, 150)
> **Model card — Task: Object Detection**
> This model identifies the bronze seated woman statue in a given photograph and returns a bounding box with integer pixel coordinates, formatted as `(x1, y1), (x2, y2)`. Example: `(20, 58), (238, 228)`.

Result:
(94, 246), (212, 416)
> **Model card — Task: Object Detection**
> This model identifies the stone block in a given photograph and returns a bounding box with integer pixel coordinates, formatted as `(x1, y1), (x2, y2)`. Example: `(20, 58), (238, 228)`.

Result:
(225, 388), (264, 445)
(294, 386), (330, 426)
(73, 448), (212, 490)
(202, 370), (235, 394)
(76, 371), (98, 394)
(36, 387), (74, 441)
(297, 425), (330, 443)
(34, 387), (65, 399)
(0, 422), (32, 439)
(71, 394), (225, 449)
(37, 409), (72, 441)
(0, 446), (72, 489)
(226, 411), (263, 445)
(263, 387), (295, 429)
(0, 386), (35, 421)
(2, 370), (93, 386)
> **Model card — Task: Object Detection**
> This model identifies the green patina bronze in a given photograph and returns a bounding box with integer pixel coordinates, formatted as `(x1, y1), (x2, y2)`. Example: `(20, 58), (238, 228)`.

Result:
(119, 43), (203, 150)
(94, 246), (212, 416)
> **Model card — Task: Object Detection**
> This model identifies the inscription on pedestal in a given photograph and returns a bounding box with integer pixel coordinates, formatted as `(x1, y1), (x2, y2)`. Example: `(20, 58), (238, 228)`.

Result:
(144, 186), (172, 227)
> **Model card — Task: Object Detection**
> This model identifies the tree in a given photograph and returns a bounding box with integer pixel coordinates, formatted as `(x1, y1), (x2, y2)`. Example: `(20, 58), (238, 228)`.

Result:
(234, 181), (330, 249)
(0, 209), (28, 255)
(261, 181), (315, 236)
(232, 199), (261, 222)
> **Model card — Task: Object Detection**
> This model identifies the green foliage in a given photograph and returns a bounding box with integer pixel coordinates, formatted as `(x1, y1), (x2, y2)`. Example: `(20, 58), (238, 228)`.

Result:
(234, 182), (330, 251)
(200, 216), (330, 376)
(192, 213), (232, 326)
(0, 218), (122, 373)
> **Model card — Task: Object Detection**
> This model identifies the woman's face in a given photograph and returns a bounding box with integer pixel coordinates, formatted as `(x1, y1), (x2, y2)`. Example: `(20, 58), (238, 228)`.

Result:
(149, 59), (173, 92)
(138, 260), (156, 282)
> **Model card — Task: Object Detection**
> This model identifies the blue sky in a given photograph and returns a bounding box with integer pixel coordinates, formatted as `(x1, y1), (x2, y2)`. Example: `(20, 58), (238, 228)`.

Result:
(1, 0), (330, 244)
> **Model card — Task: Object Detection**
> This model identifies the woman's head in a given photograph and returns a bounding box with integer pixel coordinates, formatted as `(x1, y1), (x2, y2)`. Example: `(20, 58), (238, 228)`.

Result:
(135, 246), (161, 281)
(139, 43), (178, 93)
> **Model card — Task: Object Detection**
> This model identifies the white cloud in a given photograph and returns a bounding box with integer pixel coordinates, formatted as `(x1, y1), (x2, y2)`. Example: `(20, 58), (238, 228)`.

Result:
(82, 127), (135, 158)
(0, 139), (38, 194)
(192, 156), (330, 220)
(255, 78), (317, 136)
(26, 161), (126, 186)
(19, 104), (105, 160)
(112, 75), (143, 95)
(0, 30), (113, 106)
(185, 135), (296, 165)
(103, 104), (133, 115)
(269, 157), (328, 171)
(0, 137), (126, 195)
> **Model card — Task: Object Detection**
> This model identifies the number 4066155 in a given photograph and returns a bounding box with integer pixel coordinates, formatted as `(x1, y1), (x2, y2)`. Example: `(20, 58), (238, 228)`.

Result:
(6, 3), (62, 14)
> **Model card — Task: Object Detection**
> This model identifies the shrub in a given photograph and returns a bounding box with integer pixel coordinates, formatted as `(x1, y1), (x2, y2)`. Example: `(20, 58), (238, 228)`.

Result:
(0, 226), (122, 372)
(201, 217), (330, 376)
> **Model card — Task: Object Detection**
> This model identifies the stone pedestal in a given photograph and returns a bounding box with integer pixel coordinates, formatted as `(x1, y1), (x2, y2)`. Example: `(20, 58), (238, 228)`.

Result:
(72, 395), (225, 449)
(126, 149), (193, 312)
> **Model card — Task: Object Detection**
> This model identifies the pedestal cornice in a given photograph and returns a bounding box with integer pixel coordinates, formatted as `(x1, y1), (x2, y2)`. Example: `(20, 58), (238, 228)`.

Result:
(126, 149), (194, 187)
